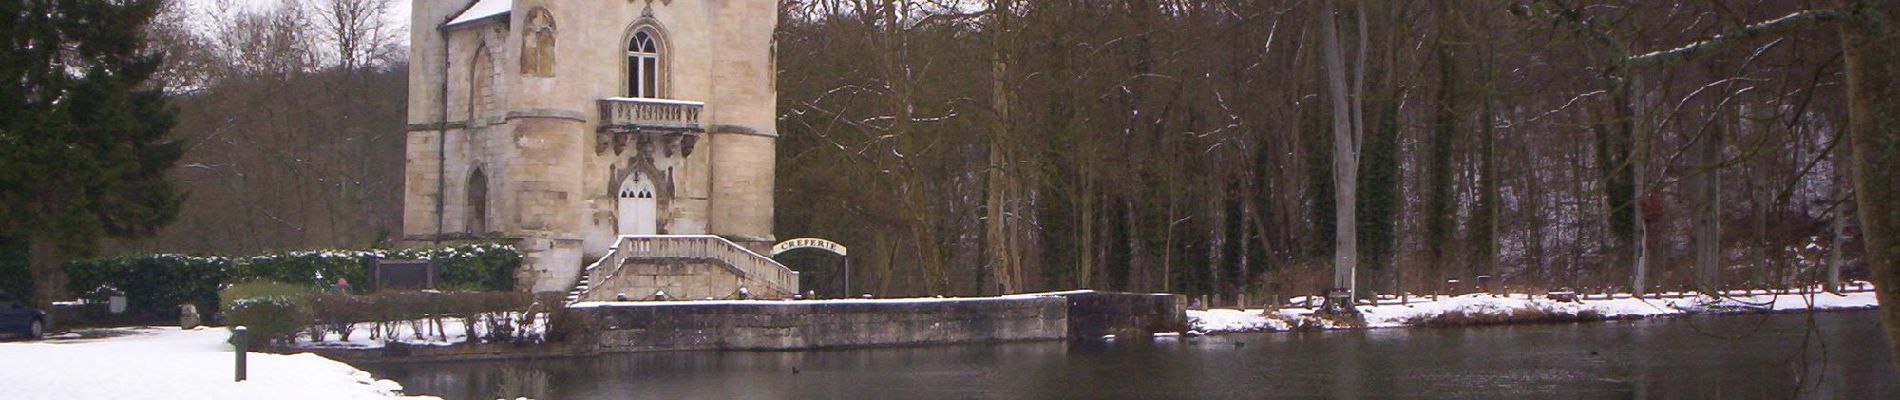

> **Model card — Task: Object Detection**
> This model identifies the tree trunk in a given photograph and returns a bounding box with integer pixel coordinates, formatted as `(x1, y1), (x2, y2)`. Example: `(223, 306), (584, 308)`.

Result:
(1425, 0), (1462, 296)
(1829, 160), (1847, 294)
(983, 0), (1020, 295)
(1527, 141), (1547, 284)
(1693, 118), (1724, 295)
(1477, 90), (1500, 282)
(1318, 0), (1363, 308)
(1622, 76), (1651, 297)
(1836, 2), (1900, 372)
(1755, 159), (1772, 290)
(28, 239), (66, 309)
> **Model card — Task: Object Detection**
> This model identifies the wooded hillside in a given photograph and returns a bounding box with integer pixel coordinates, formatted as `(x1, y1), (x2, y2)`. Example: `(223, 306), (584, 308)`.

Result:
(771, 0), (1864, 299)
(115, 0), (1868, 302)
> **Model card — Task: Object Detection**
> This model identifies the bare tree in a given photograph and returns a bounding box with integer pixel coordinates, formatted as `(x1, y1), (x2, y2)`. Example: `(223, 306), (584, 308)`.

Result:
(309, 0), (401, 71)
(1317, 0), (1366, 310)
(981, 0), (1028, 294)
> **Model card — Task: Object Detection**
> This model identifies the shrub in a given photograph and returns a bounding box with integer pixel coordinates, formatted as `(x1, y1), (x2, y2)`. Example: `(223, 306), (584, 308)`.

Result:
(226, 298), (306, 347)
(63, 243), (521, 321)
(64, 255), (233, 320)
(306, 293), (373, 342)
(238, 251), (372, 291)
(0, 240), (31, 303)
(536, 292), (579, 343)
(220, 280), (316, 307)
(1405, 307), (1605, 328)
(301, 290), (537, 344)
(391, 243), (521, 291)
(222, 281), (315, 347)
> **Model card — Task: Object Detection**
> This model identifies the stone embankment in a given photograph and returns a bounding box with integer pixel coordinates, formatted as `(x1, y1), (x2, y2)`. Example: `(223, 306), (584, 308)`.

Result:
(319, 291), (1186, 363)
(566, 290), (1186, 352)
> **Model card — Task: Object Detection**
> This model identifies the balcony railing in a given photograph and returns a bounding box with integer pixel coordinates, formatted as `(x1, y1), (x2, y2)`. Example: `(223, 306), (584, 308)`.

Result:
(598, 97), (704, 132)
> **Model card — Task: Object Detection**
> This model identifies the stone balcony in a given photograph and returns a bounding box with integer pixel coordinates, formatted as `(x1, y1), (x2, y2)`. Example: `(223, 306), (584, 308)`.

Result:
(596, 97), (705, 156)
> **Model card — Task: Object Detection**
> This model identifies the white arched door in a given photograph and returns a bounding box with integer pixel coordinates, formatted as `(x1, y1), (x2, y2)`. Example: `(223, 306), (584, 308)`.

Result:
(617, 171), (658, 235)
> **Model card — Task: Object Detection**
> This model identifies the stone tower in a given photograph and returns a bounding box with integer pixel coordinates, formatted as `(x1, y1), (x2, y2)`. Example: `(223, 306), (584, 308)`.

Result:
(402, 0), (781, 294)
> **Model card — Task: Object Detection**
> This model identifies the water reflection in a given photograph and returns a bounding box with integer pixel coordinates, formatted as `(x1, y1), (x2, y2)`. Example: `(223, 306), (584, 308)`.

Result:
(369, 311), (1895, 399)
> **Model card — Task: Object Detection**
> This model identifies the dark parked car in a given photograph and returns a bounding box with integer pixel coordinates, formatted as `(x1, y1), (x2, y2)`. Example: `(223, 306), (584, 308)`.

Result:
(0, 291), (47, 339)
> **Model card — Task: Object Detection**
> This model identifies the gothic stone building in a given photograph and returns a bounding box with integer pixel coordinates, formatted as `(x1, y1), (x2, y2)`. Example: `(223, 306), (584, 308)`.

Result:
(402, 0), (796, 297)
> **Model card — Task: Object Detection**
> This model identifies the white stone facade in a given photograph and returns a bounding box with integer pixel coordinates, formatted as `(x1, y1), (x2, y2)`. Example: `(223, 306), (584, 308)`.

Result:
(402, 0), (779, 293)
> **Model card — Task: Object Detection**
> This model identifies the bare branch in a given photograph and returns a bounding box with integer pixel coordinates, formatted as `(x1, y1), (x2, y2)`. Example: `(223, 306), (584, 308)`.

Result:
(1623, 9), (1839, 70)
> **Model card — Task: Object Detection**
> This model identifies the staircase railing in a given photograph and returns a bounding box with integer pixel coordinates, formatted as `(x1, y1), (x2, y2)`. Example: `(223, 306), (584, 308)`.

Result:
(570, 235), (799, 303)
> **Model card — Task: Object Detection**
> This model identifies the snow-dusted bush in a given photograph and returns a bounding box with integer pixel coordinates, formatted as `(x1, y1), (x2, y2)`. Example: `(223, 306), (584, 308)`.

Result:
(403, 243), (521, 291)
(223, 281), (317, 347)
(239, 251), (374, 292)
(238, 242), (521, 291)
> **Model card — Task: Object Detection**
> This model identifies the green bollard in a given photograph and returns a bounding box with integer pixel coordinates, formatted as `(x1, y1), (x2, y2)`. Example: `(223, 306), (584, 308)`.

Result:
(234, 326), (248, 382)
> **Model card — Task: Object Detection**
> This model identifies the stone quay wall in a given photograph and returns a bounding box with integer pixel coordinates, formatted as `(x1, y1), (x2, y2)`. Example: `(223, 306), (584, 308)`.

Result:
(1057, 291), (1191, 338)
(565, 291), (1186, 353)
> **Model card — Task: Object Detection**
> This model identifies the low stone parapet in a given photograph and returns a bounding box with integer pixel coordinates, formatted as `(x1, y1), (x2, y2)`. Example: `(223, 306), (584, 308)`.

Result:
(564, 290), (1187, 353)
(569, 296), (1068, 352)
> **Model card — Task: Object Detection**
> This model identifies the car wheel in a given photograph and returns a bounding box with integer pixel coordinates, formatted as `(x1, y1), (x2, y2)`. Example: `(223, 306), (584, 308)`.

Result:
(28, 319), (44, 339)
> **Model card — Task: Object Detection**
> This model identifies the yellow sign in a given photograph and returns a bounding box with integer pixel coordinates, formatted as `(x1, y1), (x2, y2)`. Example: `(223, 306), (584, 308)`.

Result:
(771, 238), (847, 256)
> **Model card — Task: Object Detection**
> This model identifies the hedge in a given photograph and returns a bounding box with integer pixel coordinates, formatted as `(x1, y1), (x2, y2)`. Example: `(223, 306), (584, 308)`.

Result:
(63, 254), (235, 319)
(63, 243), (521, 319)
(222, 281), (316, 347)
(304, 291), (537, 343)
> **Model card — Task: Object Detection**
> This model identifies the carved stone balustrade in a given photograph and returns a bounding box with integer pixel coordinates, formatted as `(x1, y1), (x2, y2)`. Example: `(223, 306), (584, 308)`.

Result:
(597, 97), (705, 156)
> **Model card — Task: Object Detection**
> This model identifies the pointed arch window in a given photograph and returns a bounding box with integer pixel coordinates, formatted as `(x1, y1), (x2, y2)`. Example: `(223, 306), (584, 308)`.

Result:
(627, 29), (661, 98)
(521, 8), (556, 77)
(466, 168), (489, 234)
(470, 45), (497, 121)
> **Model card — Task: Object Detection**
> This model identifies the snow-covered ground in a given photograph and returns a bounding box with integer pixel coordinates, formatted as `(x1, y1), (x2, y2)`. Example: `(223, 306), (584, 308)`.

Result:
(1190, 284), (1881, 334)
(0, 327), (433, 400)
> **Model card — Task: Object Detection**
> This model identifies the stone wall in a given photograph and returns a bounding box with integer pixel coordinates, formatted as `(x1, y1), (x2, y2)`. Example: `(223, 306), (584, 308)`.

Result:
(1052, 291), (1189, 338)
(570, 297), (1069, 352)
(564, 291), (1186, 354)
(580, 259), (793, 302)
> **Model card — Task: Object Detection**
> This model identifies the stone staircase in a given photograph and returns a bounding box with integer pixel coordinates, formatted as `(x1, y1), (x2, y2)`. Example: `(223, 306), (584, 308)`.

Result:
(567, 235), (799, 304)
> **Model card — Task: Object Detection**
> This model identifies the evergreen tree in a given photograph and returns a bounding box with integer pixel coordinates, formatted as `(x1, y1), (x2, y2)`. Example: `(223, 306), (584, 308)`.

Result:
(1424, 0), (1463, 294)
(0, 0), (183, 306)
(1302, 104), (1334, 259)
(1357, 101), (1400, 295)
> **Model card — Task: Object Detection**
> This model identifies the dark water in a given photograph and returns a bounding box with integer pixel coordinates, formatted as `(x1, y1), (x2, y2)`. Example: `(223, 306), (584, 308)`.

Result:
(368, 311), (1895, 399)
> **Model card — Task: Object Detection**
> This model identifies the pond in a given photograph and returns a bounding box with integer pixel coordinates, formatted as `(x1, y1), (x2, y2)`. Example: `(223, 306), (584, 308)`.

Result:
(368, 310), (1895, 399)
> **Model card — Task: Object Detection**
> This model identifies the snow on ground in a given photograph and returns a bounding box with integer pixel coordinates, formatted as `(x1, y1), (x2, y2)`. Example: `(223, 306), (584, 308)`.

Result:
(1189, 283), (1881, 334)
(0, 327), (434, 400)
(1189, 308), (1293, 332)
